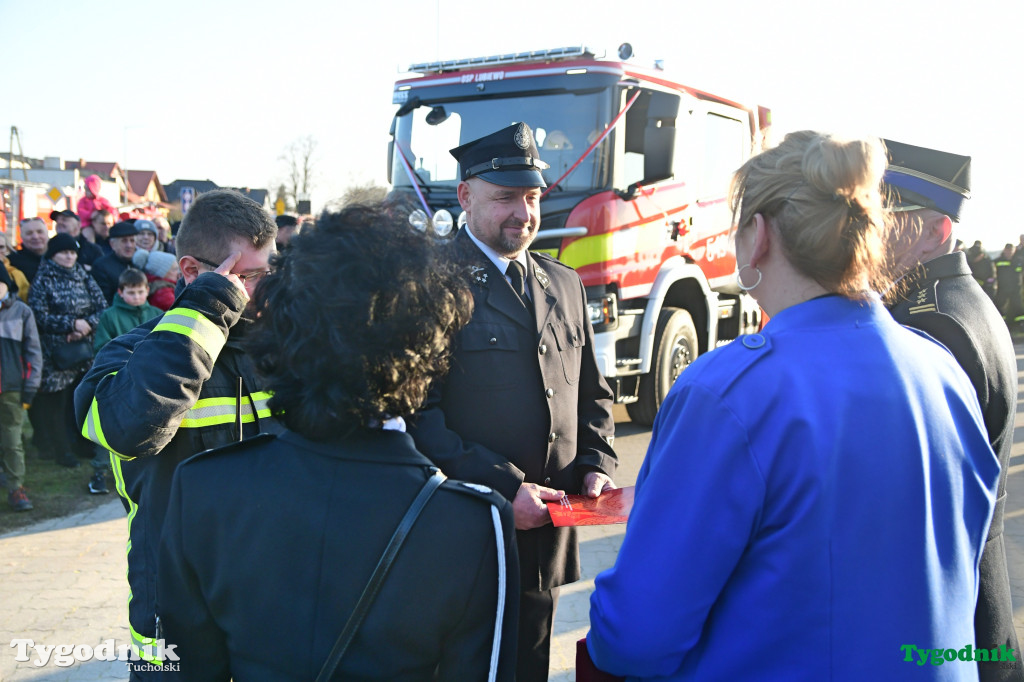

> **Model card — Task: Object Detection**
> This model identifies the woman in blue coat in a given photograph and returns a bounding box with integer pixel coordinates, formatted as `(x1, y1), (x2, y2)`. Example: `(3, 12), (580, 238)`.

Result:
(587, 132), (999, 681)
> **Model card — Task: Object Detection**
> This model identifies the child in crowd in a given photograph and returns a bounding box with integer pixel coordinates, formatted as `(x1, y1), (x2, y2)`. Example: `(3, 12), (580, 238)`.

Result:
(76, 175), (116, 230)
(88, 268), (162, 494)
(0, 266), (43, 511)
(131, 249), (179, 311)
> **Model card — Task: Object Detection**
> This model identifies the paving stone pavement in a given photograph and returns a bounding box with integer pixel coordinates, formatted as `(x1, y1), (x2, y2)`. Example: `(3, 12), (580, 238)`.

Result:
(1, 500), (130, 681)
(5, 348), (1024, 680)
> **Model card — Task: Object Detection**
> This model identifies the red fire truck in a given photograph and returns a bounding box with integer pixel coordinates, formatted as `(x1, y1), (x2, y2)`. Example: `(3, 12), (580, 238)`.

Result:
(389, 45), (769, 425)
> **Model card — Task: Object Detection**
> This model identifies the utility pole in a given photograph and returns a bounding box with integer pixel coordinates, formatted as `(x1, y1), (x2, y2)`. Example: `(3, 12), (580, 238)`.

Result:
(7, 127), (28, 181)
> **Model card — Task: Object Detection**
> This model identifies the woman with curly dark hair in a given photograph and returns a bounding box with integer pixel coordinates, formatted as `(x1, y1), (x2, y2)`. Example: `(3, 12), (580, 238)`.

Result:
(157, 202), (520, 681)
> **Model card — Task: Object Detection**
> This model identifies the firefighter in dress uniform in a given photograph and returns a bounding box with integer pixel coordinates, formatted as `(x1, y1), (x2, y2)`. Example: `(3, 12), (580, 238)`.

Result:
(408, 122), (618, 682)
(885, 140), (1022, 682)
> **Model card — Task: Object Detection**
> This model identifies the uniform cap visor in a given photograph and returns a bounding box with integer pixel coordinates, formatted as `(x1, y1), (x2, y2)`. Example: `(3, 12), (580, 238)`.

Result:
(473, 169), (547, 188)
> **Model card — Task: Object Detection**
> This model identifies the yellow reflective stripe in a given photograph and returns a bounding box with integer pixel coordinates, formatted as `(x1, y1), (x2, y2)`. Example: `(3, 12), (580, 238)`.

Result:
(112, 455), (161, 664)
(130, 625), (164, 665)
(152, 308), (226, 359)
(179, 394), (272, 429)
(81, 373), (130, 460)
(180, 411), (269, 428)
(557, 221), (666, 270)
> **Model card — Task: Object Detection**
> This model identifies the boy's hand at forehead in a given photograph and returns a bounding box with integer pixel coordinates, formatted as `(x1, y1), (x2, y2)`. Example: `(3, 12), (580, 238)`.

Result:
(213, 252), (249, 301)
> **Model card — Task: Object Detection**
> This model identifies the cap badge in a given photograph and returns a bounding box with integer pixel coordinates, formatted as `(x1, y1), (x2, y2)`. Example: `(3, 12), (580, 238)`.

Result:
(514, 123), (531, 150)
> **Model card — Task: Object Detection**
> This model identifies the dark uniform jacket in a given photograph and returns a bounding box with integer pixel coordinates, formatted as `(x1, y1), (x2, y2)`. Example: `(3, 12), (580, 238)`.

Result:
(74, 274), (283, 665)
(889, 250), (1022, 682)
(409, 230), (617, 591)
(158, 429), (519, 681)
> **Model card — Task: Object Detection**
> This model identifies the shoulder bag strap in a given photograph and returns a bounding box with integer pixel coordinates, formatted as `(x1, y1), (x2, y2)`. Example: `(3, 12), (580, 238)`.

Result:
(315, 468), (447, 682)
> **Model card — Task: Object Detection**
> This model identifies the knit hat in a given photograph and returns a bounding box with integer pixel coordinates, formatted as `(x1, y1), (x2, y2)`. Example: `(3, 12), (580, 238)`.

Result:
(46, 233), (80, 259)
(142, 250), (177, 278)
(135, 219), (158, 236)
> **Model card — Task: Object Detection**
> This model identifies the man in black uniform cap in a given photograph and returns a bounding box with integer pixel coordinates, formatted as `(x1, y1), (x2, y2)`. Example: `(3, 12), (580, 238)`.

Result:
(884, 139), (1022, 682)
(409, 122), (618, 682)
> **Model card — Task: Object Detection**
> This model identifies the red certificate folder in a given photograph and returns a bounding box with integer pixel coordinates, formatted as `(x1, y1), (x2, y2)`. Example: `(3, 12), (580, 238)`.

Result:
(546, 486), (634, 527)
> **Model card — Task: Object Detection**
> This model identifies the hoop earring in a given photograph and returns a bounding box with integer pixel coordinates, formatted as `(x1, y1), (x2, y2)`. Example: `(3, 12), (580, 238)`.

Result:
(737, 264), (762, 292)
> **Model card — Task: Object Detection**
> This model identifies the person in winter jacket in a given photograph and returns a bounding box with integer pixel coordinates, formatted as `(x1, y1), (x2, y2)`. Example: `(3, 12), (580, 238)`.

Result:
(27, 234), (106, 470)
(93, 268), (162, 350)
(76, 175), (117, 230)
(0, 232), (31, 303)
(84, 268), (161, 494)
(130, 249), (178, 311)
(74, 189), (281, 679)
(91, 222), (139, 303)
(0, 265), (42, 511)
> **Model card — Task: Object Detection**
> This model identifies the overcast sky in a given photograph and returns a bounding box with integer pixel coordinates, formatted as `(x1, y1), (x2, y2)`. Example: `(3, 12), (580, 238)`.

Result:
(3, 0), (1018, 245)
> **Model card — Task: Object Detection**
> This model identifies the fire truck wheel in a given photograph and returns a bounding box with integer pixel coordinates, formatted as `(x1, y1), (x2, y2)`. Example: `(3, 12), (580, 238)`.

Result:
(627, 307), (698, 426)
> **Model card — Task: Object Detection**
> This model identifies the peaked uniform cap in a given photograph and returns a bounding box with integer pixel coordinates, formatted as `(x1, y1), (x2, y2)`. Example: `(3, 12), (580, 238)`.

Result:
(450, 122), (549, 188)
(883, 139), (971, 222)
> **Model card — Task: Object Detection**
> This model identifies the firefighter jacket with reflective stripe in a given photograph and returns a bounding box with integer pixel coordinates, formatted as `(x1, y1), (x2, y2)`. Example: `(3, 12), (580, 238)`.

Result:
(73, 273), (283, 664)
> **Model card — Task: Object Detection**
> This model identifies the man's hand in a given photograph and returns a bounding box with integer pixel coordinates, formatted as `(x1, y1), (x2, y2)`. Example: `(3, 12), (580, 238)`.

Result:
(582, 471), (616, 498)
(512, 482), (564, 530)
(213, 251), (249, 300)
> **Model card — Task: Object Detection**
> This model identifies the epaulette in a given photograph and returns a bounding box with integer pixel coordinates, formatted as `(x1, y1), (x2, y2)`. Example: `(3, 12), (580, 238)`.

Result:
(694, 331), (774, 396)
(904, 281), (939, 316)
(442, 478), (508, 505)
(531, 250), (574, 272)
(188, 432), (278, 463)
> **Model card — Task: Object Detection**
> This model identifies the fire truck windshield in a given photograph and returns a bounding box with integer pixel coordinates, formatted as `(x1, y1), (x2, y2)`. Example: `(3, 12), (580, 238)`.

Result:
(392, 91), (612, 192)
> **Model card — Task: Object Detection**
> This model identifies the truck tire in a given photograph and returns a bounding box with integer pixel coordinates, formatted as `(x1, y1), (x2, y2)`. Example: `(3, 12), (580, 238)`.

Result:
(626, 307), (698, 426)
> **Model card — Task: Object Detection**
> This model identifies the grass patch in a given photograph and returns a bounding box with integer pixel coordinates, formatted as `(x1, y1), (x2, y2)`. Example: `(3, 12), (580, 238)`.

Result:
(1, 456), (116, 535)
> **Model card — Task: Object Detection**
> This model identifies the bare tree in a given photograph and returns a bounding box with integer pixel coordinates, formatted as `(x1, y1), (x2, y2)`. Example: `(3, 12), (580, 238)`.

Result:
(340, 181), (388, 206)
(279, 135), (318, 207)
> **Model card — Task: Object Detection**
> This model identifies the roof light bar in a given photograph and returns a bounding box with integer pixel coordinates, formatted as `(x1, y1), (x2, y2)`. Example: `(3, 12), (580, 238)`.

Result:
(408, 46), (595, 74)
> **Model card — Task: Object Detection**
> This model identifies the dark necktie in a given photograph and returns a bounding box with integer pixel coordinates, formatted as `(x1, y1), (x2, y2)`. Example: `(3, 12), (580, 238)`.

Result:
(506, 260), (529, 307)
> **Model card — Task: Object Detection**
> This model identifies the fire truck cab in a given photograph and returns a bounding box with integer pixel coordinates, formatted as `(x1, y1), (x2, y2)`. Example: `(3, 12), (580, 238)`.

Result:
(389, 45), (767, 425)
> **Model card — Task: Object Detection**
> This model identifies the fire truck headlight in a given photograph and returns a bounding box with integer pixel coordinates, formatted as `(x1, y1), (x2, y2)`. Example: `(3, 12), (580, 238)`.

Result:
(433, 209), (453, 236)
(409, 209), (428, 232)
(586, 294), (617, 329)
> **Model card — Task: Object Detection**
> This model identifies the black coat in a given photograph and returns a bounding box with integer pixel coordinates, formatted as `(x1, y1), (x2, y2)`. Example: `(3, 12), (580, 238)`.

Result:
(889, 250), (1022, 682)
(409, 230), (617, 591)
(158, 429), (519, 681)
(77, 238), (105, 268)
(91, 251), (134, 303)
(9, 248), (41, 283)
